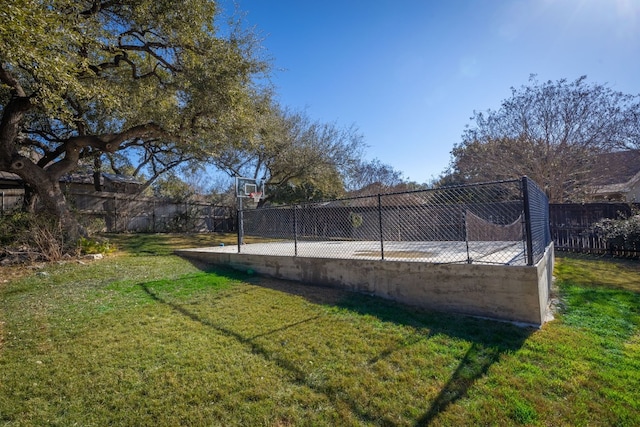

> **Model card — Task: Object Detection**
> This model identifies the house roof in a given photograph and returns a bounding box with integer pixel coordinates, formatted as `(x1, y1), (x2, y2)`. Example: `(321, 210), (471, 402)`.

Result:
(1, 171), (140, 186)
(594, 151), (640, 186)
(0, 171), (22, 181)
(59, 173), (95, 185)
(101, 173), (142, 185)
(59, 172), (142, 186)
(591, 151), (640, 197)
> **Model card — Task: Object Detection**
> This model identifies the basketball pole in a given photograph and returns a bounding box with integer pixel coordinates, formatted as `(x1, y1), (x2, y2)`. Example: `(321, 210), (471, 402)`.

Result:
(235, 175), (264, 250)
(237, 195), (244, 248)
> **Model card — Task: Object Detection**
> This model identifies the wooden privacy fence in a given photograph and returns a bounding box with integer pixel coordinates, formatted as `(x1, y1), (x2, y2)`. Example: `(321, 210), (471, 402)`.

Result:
(0, 190), (236, 233)
(549, 203), (640, 257)
(69, 192), (236, 233)
(0, 190), (23, 214)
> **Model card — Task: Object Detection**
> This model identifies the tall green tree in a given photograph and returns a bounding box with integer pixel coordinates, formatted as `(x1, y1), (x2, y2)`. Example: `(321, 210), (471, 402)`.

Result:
(213, 102), (365, 204)
(449, 76), (640, 202)
(0, 0), (266, 239)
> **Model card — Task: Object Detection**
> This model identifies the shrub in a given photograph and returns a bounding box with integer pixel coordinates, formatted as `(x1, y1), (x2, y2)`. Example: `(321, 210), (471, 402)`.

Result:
(593, 211), (640, 254)
(78, 216), (107, 235)
(78, 237), (116, 255)
(0, 211), (32, 246)
(0, 212), (71, 263)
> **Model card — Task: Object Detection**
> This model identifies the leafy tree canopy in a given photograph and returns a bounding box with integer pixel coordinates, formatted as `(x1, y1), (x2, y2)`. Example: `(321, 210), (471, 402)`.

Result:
(0, 0), (267, 238)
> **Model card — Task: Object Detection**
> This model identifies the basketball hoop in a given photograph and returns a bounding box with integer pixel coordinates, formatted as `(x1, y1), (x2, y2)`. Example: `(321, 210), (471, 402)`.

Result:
(248, 192), (262, 203)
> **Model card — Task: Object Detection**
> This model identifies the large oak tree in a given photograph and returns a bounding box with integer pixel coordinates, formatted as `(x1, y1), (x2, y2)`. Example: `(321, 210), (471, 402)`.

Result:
(0, 0), (266, 239)
(449, 76), (640, 202)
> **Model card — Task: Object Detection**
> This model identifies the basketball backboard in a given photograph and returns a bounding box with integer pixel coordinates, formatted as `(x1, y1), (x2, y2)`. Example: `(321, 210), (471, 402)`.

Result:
(235, 176), (265, 199)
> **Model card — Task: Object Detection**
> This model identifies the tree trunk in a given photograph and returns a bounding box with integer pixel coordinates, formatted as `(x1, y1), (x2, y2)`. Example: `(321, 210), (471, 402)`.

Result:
(11, 157), (86, 243)
(38, 180), (86, 243)
(93, 154), (103, 191)
(22, 184), (37, 212)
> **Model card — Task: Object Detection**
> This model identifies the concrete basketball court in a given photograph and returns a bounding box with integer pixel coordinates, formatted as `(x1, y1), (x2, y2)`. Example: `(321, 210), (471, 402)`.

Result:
(176, 239), (553, 327)
(220, 240), (527, 265)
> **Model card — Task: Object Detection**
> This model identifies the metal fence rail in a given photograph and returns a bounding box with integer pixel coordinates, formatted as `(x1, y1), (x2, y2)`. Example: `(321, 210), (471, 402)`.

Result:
(239, 177), (551, 266)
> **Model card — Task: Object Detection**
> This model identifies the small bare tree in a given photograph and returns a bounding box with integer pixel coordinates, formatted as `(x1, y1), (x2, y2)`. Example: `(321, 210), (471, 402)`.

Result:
(449, 76), (640, 202)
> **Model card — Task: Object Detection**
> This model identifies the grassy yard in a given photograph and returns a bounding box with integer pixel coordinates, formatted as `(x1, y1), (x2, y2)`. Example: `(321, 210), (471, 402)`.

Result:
(1, 234), (639, 426)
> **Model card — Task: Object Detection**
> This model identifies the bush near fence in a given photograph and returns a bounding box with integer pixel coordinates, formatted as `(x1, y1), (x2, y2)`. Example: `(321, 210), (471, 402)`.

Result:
(0, 190), (24, 215)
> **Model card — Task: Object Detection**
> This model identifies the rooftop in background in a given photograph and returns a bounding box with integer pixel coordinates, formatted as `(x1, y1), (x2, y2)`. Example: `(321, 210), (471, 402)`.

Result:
(595, 151), (640, 186)
(0, 172), (142, 194)
(592, 150), (640, 202)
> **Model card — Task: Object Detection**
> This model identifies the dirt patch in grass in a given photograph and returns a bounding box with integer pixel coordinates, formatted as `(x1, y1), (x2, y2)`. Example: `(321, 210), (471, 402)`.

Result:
(1, 265), (41, 283)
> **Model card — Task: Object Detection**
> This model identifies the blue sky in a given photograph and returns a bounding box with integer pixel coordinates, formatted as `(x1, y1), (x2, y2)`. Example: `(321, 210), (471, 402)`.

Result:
(226, 0), (640, 184)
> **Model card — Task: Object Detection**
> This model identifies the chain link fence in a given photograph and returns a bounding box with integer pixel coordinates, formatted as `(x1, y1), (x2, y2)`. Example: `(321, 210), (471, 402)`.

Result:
(522, 177), (552, 264)
(238, 177), (551, 266)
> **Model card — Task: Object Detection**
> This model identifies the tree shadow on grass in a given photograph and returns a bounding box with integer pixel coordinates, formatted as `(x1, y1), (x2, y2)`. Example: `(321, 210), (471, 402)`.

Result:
(413, 342), (503, 426)
(164, 263), (534, 425)
(138, 278), (385, 425)
(328, 291), (533, 426)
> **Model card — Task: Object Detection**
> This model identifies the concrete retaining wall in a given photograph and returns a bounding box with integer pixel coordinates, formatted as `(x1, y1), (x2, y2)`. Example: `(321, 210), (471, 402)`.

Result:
(176, 243), (554, 327)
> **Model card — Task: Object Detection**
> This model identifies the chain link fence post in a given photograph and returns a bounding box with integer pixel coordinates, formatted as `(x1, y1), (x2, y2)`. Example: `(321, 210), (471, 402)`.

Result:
(378, 194), (385, 260)
(293, 205), (298, 256)
(521, 176), (535, 266)
(237, 197), (243, 253)
(463, 209), (472, 264)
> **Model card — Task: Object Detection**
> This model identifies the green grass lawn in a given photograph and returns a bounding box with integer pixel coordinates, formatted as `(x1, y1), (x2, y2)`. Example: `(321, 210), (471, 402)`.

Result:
(1, 234), (639, 426)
